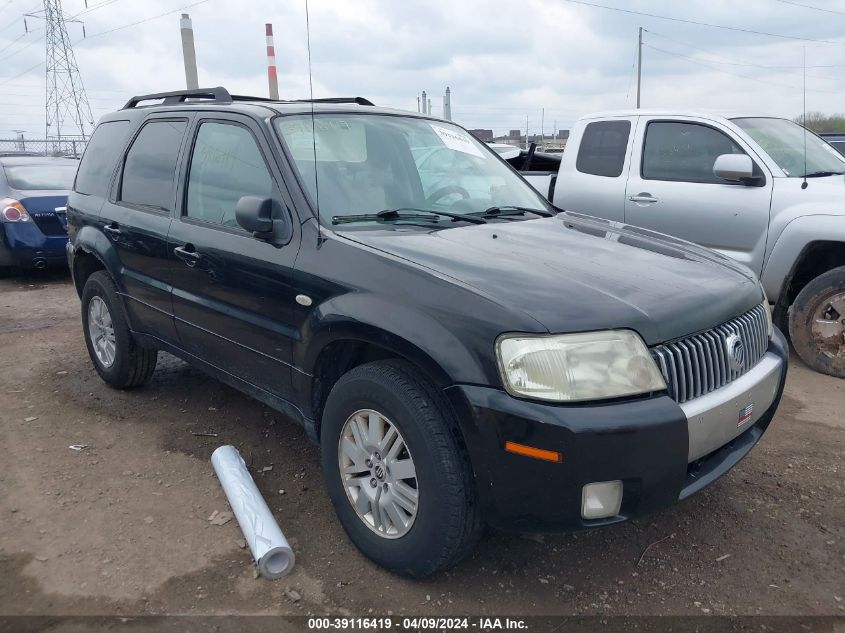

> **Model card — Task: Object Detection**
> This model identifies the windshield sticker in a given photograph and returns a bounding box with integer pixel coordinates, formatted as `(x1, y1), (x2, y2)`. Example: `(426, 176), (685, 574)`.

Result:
(429, 124), (484, 158)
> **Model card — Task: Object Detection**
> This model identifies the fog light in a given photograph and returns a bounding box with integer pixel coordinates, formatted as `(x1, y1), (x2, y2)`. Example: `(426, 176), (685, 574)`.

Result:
(581, 480), (623, 519)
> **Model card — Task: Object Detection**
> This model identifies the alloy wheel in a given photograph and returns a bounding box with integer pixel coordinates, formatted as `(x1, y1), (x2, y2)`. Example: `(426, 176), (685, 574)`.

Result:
(87, 296), (116, 368)
(338, 409), (419, 539)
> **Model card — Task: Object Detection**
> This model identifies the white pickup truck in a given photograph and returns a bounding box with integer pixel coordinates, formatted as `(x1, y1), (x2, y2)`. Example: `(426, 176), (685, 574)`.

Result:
(521, 110), (845, 378)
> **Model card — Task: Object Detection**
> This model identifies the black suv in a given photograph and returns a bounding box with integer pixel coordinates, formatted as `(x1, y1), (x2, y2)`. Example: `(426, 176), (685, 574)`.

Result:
(67, 87), (788, 577)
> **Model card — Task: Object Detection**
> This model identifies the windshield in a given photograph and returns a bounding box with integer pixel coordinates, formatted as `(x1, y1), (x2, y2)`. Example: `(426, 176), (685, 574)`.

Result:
(3, 163), (77, 190)
(732, 117), (845, 177)
(274, 114), (549, 224)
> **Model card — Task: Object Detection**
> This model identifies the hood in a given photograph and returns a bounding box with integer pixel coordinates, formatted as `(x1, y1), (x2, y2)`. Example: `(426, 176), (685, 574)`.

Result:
(771, 175), (845, 217)
(340, 214), (763, 345)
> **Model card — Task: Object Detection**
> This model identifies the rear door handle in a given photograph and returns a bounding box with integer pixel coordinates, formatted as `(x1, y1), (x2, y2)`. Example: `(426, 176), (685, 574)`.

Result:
(628, 193), (658, 204)
(103, 224), (122, 237)
(173, 245), (202, 267)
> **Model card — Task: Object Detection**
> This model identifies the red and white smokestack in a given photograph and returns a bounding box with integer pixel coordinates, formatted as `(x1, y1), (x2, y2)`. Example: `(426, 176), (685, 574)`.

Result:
(266, 23), (279, 100)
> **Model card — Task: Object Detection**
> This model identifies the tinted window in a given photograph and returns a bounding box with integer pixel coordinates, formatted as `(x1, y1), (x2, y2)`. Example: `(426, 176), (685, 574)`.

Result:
(120, 120), (187, 211)
(74, 120), (130, 196)
(186, 122), (273, 227)
(643, 121), (744, 183)
(576, 120), (631, 177)
(831, 141), (845, 156)
(5, 163), (77, 190)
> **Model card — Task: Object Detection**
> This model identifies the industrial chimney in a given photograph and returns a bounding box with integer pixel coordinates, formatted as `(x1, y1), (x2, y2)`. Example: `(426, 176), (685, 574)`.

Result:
(421, 90), (427, 114)
(180, 14), (199, 89)
(266, 23), (279, 100)
(443, 86), (451, 121)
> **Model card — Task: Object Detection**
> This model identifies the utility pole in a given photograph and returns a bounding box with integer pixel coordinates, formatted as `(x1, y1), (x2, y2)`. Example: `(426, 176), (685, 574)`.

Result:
(30, 0), (94, 143)
(636, 26), (642, 109)
(540, 107), (544, 148)
(525, 114), (529, 150)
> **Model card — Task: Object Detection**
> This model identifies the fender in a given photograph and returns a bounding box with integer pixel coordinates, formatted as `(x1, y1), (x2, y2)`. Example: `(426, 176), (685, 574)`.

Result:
(291, 291), (502, 423)
(72, 224), (125, 293)
(762, 214), (845, 303)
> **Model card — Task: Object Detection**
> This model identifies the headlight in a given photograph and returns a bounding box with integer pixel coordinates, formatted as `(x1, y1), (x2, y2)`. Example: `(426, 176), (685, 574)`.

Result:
(496, 330), (666, 402)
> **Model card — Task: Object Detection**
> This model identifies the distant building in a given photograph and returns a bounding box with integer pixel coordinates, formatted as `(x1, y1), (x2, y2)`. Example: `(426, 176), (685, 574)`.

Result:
(557, 129), (570, 140)
(469, 128), (494, 142)
(508, 129), (521, 139)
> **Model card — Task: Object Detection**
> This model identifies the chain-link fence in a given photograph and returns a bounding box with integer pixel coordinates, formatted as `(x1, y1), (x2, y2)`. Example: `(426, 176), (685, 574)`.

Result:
(0, 138), (87, 158)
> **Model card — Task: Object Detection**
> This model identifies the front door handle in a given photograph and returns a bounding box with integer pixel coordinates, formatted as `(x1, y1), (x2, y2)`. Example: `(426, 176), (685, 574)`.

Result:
(173, 245), (202, 267)
(628, 193), (658, 204)
(103, 224), (122, 237)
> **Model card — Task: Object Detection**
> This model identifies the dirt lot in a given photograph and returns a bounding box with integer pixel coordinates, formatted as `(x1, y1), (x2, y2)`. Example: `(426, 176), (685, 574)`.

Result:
(0, 270), (843, 620)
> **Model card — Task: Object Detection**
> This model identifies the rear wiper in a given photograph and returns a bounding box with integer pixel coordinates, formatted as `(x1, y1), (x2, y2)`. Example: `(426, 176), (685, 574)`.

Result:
(802, 170), (845, 178)
(474, 205), (555, 218)
(331, 209), (441, 225)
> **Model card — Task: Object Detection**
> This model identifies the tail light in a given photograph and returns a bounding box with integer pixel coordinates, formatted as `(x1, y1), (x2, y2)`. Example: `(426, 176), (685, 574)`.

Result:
(1, 198), (31, 223)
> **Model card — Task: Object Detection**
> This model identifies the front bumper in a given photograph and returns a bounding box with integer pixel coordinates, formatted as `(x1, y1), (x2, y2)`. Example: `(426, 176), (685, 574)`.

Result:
(445, 328), (788, 532)
(0, 222), (68, 268)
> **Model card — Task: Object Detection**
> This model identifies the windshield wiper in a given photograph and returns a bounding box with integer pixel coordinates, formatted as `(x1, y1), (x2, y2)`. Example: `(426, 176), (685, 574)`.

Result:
(473, 205), (555, 218)
(380, 207), (487, 225)
(801, 170), (845, 178)
(331, 209), (442, 225)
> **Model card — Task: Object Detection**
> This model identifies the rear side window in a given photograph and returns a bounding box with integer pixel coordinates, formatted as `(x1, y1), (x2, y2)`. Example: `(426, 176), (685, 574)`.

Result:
(120, 119), (187, 211)
(642, 121), (744, 184)
(576, 120), (631, 177)
(74, 120), (131, 196)
(185, 122), (273, 228)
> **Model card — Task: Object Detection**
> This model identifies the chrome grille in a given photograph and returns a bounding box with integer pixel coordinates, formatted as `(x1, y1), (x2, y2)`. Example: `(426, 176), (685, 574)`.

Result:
(651, 303), (769, 404)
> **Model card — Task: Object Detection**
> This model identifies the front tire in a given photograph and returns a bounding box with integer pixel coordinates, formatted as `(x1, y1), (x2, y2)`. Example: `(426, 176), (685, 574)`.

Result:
(320, 360), (482, 577)
(81, 271), (158, 388)
(789, 265), (845, 378)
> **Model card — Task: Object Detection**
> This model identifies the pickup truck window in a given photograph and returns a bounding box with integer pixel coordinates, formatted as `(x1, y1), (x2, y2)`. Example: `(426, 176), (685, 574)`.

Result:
(275, 114), (548, 224)
(186, 122), (273, 228)
(642, 121), (744, 184)
(732, 117), (845, 177)
(576, 120), (630, 178)
(120, 119), (187, 212)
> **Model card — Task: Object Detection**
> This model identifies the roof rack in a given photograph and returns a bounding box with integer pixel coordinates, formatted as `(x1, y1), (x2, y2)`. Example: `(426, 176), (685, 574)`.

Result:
(122, 88), (376, 110)
(291, 97), (375, 106)
(122, 87), (233, 109)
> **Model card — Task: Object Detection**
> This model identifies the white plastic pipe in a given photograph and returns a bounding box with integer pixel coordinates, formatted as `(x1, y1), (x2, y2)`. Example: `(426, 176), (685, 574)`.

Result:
(211, 445), (295, 579)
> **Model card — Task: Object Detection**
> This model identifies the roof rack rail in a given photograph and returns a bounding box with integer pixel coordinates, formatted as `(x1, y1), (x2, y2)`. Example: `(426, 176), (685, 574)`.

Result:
(122, 86), (233, 109)
(291, 97), (375, 106)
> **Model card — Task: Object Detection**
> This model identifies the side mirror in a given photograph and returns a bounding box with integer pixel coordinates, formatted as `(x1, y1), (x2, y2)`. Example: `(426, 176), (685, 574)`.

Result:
(236, 196), (274, 236)
(713, 154), (755, 183)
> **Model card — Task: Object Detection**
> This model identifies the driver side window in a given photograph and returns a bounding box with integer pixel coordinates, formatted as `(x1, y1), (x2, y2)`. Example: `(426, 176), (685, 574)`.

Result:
(186, 121), (273, 227)
(642, 121), (745, 184)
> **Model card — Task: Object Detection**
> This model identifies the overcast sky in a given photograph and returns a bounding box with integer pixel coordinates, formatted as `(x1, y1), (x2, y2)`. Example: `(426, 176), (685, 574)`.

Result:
(2, 0), (845, 138)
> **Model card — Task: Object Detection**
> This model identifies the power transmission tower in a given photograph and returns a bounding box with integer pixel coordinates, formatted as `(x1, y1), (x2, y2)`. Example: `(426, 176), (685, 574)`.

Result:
(28, 0), (94, 143)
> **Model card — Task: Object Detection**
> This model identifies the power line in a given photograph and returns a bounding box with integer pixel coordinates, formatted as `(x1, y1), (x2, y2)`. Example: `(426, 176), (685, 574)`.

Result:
(0, 0), (214, 87)
(772, 0), (845, 16)
(559, 0), (845, 45)
(644, 42), (845, 95)
(82, 0), (210, 41)
(646, 29), (845, 70)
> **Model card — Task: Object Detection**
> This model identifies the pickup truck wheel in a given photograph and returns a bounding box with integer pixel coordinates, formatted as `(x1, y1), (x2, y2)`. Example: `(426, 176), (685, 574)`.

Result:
(81, 271), (158, 388)
(320, 360), (482, 577)
(789, 265), (845, 378)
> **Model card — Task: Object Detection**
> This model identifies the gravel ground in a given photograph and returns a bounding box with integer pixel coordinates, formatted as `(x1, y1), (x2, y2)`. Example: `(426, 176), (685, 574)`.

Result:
(0, 270), (842, 621)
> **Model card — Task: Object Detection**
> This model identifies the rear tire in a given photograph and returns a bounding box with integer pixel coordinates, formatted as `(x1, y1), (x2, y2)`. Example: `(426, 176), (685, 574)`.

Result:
(81, 271), (158, 388)
(788, 265), (845, 378)
(320, 360), (482, 577)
